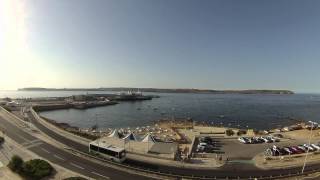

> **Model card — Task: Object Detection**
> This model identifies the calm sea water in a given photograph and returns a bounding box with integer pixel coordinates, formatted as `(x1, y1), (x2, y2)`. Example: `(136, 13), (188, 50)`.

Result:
(1, 90), (320, 130)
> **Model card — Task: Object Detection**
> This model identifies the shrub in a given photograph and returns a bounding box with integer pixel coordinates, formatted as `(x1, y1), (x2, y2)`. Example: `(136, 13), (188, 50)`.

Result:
(237, 129), (247, 136)
(8, 155), (24, 173)
(22, 159), (53, 180)
(2, 106), (12, 112)
(0, 136), (4, 144)
(225, 129), (234, 136)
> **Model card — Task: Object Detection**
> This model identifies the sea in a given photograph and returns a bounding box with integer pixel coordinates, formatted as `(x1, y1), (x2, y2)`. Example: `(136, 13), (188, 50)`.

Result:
(1, 90), (320, 130)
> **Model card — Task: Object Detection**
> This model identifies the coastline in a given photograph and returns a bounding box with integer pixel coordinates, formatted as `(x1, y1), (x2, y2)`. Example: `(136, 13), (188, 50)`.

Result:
(18, 87), (295, 95)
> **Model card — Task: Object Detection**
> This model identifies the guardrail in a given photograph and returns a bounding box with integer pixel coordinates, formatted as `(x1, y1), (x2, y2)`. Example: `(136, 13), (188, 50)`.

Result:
(189, 136), (196, 157)
(64, 147), (319, 180)
(4, 107), (320, 179)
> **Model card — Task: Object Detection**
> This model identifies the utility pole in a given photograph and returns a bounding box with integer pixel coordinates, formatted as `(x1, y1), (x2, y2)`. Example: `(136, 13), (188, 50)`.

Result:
(94, 113), (101, 153)
(302, 121), (316, 173)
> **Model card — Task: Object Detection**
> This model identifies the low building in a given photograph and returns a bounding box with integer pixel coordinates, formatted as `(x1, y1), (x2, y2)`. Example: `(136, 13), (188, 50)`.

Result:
(90, 130), (178, 160)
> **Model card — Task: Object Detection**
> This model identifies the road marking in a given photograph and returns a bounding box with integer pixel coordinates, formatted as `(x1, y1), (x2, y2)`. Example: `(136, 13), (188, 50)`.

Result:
(53, 154), (65, 161)
(91, 171), (110, 179)
(21, 139), (41, 146)
(40, 148), (50, 153)
(29, 139), (41, 144)
(21, 142), (29, 146)
(70, 162), (84, 170)
(17, 134), (30, 142)
(24, 142), (43, 149)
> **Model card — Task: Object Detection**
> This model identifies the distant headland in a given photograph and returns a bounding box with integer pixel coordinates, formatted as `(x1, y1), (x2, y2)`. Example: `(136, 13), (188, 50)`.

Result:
(18, 87), (294, 94)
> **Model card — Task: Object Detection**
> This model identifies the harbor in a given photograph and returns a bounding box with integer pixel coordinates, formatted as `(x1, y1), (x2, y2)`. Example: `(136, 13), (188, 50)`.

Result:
(2, 91), (320, 179)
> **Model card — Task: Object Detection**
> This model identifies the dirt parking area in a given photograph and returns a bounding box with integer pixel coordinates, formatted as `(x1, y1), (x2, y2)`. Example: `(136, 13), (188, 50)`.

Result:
(189, 129), (318, 162)
(218, 138), (308, 160)
(192, 135), (309, 161)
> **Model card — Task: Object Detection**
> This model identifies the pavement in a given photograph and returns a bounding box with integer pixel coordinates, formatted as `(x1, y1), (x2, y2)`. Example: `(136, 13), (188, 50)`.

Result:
(25, 108), (320, 179)
(6, 107), (320, 179)
(0, 109), (151, 180)
(0, 133), (88, 180)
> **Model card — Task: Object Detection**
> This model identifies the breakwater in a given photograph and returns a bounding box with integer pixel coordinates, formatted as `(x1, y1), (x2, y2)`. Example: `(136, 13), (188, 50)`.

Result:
(33, 101), (118, 112)
(39, 93), (320, 130)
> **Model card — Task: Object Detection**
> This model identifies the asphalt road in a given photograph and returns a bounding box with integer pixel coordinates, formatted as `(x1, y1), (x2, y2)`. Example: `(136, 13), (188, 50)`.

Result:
(0, 110), (151, 180)
(26, 109), (320, 179)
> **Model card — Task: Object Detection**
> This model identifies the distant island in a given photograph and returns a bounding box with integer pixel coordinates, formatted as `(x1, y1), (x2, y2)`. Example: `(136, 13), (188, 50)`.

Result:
(18, 87), (294, 94)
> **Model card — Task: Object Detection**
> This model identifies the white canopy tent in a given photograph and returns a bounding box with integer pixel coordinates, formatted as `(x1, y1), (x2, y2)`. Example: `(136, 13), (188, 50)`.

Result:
(141, 133), (155, 143)
(123, 133), (137, 141)
(108, 129), (120, 138)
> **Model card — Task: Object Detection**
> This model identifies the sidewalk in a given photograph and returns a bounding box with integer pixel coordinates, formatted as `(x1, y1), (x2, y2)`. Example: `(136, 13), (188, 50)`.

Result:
(127, 151), (224, 169)
(254, 152), (320, 170)
(26, 108), (225, 169)
(0, 134), (89, 180)
(30, 108), (90, 146)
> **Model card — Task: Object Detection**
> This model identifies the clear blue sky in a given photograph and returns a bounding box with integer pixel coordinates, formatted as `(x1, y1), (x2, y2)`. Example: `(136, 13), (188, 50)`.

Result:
(1, 0), (320, 92)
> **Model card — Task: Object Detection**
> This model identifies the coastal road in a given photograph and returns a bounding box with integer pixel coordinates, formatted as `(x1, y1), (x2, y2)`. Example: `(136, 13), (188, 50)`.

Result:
(26, 109), (320, 179)
(0, 110), (151, 180)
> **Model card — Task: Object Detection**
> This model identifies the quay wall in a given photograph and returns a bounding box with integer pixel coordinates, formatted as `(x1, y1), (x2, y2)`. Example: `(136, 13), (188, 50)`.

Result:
(33, 104), (72, 112)
(33, 101), (118, 112)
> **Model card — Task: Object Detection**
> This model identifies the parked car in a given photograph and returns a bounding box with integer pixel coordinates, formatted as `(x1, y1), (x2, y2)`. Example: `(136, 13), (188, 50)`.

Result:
(297, 145), (307, 152)
(196, 145), (205, 152)
(291, 146), (304, 154)
(311, 144), (320, 151)
(260, 137), (269, 143)
(269, 136), (280, 142)
(199, 142), (207, 146)
(238, 137), (249, 144)
(267, 148), (280, 156)
(272, 149), (281, 156)
(283, 147), (293, 154)
(266, 136), (278, 143)
(303, 144), (314, 151)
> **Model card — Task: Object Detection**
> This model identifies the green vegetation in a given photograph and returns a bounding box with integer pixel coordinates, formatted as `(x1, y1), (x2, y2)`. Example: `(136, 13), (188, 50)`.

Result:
(0, 136), (4, 144)
(225, 129), (235, 136)
(2, 106), (12, 112)
(8, 155), (24, 173)
(22, 159), (53, 179)
(237, 129), (247, 136)
(8, 155), (54, 180)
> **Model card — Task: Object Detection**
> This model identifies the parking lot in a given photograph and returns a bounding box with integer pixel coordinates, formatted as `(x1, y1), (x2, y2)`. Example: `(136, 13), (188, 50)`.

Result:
(193, 137), (224, 155)
(192, 136), (305, 160)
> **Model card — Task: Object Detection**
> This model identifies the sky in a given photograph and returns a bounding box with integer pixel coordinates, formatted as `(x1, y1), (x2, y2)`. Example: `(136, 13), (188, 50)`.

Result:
(1, 0), (320, 92)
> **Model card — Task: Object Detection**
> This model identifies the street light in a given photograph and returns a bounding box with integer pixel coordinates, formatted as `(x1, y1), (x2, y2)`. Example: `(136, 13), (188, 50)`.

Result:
(302, 121), (318, 173)
(93, 113), (101, 153)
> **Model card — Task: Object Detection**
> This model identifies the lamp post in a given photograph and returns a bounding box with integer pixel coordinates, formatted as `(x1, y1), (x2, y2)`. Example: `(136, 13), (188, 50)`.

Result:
(93, 113), (101, 153)
(302, 121), (317, 174)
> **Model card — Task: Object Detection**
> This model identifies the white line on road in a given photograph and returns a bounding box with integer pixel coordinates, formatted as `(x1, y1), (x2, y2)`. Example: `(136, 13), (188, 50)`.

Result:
(40, 148), (50, 153)
(91, 171), (110, 179)
(29, 139), (41, 144)
(70, 162), (85, 170)
(24, 142), (43, 149)
(17, 134), (30, 142)
(53, 154), (65, 161)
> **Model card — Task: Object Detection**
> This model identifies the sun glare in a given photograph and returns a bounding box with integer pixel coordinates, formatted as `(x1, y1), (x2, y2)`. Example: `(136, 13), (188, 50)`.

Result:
(0, 0), (56, 90)
(0, 0), (27, 88)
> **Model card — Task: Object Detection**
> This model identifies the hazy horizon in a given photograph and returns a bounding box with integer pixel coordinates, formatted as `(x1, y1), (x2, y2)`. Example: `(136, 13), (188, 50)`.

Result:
(2, 87), (318, 94)
(1, 0), (320, 93)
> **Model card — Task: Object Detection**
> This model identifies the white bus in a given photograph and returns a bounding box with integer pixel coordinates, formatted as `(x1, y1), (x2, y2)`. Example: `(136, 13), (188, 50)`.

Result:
(89, 141), (126, 163)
